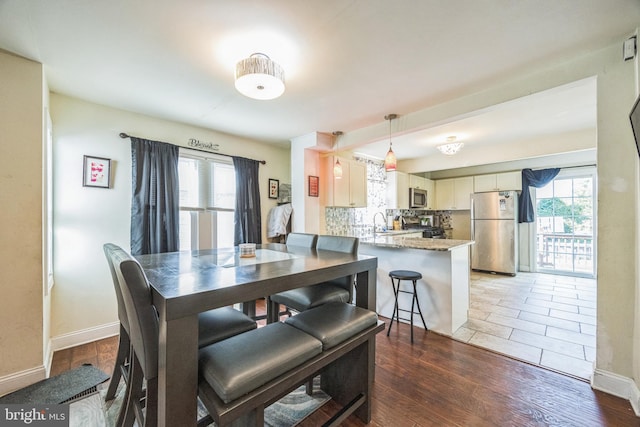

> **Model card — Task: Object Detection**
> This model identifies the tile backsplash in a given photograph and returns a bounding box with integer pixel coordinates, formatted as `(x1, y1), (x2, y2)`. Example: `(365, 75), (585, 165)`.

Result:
(325, 206), (452, 237)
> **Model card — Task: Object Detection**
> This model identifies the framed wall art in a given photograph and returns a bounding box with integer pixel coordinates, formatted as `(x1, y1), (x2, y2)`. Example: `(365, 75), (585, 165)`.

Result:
(83, 155), (111, 188)
(268, 178), (279, 199)
(308, 175), (319, 197)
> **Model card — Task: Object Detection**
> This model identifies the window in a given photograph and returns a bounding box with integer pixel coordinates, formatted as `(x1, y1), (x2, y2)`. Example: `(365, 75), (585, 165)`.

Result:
(178, 152), (236, 250)
(535, 168), (596, 277)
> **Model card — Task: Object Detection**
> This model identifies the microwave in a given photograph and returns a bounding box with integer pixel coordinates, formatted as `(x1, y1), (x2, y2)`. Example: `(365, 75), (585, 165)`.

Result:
(409, 187), (428, 208)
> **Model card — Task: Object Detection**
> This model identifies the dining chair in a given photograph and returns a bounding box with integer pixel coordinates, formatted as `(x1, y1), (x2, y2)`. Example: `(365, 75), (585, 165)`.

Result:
(283, 232), (318, 248)
(269, 235), (358, 317)
(102, 244), (132, 412)
(266, 233), (318, 322)
(103, 244), (257, 427)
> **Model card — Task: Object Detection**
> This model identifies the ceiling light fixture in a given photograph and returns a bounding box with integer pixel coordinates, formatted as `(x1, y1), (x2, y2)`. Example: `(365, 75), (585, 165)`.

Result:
(384, 114), (398, 171)
(235, 53), (285, 100)
(437, 136), (464, 155)
(332, 131), (343, 179)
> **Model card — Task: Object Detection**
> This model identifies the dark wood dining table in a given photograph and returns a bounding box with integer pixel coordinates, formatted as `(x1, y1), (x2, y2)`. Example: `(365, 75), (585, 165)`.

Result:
(135, 242), (378, 427)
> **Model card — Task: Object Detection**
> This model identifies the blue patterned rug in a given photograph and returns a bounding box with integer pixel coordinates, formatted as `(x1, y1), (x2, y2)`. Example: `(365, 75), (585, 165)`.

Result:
(70, 376), (330, 427)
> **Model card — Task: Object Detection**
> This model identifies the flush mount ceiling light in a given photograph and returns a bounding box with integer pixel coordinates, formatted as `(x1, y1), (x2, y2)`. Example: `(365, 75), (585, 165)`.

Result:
(332, 131), (343, 179)
(235, 53), (285, 100)
(384, 114), (398, 172)
(437, 136), (464, 155)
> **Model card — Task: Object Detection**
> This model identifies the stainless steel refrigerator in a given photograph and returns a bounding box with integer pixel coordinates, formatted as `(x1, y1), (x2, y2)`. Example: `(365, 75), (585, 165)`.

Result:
(470, 191), (518, 275)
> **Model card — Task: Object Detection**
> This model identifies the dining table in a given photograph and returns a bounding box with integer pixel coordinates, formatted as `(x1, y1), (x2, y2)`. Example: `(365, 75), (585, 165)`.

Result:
(135, 242), (378, 427)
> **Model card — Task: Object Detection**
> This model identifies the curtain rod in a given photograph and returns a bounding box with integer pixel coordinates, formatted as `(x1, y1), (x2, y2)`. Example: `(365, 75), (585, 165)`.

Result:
(119, 133), (266, 165)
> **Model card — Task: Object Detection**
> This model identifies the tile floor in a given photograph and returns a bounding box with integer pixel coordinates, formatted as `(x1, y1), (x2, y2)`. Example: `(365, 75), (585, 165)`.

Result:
(453, 271), (596, 380)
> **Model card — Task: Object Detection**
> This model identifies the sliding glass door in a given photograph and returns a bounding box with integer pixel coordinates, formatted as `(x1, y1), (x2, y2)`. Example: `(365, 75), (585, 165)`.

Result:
(534, 167), (596, 277)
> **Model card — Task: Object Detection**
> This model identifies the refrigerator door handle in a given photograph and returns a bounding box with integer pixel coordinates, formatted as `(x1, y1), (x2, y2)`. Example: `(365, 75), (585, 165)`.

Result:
(470, 197), (475, 239)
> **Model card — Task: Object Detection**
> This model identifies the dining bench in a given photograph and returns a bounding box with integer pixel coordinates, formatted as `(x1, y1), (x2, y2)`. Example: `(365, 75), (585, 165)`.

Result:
(197, 302), (385, 427)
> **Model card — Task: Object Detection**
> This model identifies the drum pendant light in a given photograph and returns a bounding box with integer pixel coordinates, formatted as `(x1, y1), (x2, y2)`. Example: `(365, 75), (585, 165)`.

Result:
(384, 114), (398, 172)
(332, 131), (343, 179)
(235, 53), (285, 100)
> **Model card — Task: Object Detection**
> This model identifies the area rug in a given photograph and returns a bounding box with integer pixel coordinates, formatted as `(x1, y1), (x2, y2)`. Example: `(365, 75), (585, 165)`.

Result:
(71, 376), (330, 427)
(0, 364), (109, 405)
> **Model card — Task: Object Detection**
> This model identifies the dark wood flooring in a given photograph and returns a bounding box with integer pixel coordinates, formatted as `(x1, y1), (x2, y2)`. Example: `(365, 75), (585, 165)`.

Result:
(51, 303), (640, 426)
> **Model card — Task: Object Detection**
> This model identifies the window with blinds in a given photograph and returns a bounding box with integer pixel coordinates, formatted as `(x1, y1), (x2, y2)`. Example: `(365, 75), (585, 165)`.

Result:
(178, 152), (236, 250)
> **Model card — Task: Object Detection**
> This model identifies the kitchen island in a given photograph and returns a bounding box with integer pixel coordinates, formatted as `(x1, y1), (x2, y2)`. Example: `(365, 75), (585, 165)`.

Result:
(359, 234), (474, 337)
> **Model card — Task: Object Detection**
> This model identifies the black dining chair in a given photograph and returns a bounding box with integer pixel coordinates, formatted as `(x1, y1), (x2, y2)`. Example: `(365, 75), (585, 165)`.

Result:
(103, 243), (257, 427)
(269, 235), (358, 318)
(266, 233), (318, 322)
(283, 232), (318, 248)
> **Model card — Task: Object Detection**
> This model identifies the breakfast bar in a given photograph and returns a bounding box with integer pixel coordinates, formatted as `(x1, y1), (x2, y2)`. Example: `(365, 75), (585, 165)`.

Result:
(359, 235), (474, 337)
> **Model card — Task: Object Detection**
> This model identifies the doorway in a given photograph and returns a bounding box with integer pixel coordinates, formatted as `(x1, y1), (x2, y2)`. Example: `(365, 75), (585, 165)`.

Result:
(534, 167), (596, 278)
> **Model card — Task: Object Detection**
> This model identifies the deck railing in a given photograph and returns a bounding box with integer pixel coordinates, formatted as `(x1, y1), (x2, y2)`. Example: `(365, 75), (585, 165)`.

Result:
(536, 233), (593, 273)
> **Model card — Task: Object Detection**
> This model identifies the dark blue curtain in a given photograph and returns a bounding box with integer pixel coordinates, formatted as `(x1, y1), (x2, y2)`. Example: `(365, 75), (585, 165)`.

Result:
(130, 137), (180, 255)
(232, 156), (262, 245)
(518, 168), (561, 223)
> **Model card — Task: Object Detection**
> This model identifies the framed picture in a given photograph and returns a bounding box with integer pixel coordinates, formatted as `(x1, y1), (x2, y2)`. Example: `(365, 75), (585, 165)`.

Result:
(308, 175), (319, 197)
(83, 155), (111, 188)
(268, 178), (279, 199)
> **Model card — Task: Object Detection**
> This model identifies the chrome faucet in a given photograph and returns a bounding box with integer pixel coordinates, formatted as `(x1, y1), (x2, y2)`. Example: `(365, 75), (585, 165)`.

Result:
(372, 211), (387, 234)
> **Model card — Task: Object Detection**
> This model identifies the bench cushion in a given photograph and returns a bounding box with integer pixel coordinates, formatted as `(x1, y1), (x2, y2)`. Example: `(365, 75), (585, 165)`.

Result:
(199, 322), (322, 403)
(198, 307), (257, 348)
(270, 284), (350, 312)
(285, 302), (378, 350)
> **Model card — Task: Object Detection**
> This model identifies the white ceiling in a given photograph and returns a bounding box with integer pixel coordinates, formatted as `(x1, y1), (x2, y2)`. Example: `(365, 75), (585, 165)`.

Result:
(0, 0), (638, 162)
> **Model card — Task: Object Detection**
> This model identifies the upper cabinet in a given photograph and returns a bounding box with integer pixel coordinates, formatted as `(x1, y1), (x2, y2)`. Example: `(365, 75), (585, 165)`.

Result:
(473, 171), (522, 192)
(435, 176), (473, 210)
(326, 156), (367, 207)
(409, 174), (434, 209)
(409, 174), (426, 189)
(386, 171), (409, 209)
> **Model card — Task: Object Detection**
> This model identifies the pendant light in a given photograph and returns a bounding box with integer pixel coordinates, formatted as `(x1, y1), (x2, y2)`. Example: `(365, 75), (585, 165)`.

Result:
(384, 114), (398, 172)
(332, 131), (343, 179)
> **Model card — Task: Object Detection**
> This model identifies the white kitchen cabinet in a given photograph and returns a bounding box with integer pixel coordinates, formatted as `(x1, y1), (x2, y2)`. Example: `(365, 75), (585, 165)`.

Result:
(327, 156), (367, 207)
(424, 178), (435, 209)
(435, 176), (473, 210)
(473, 171), (521, 192)
(349, 161), (367, 207)
(386, 171), (409, 209)
(409, 174), (426, 189)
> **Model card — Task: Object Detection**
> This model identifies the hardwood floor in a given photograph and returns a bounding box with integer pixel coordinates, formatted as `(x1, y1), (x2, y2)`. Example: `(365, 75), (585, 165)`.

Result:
(51, 305), (639, 426)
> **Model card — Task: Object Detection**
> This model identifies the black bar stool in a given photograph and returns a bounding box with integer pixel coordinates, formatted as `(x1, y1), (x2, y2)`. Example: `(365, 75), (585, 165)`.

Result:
(387, 270), (428, 343)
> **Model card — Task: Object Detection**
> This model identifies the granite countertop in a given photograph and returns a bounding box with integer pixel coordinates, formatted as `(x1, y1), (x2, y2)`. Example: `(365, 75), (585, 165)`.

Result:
(360, 235), (474, 251)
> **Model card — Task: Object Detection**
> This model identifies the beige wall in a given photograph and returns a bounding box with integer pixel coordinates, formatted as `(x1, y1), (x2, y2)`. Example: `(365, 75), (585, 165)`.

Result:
(48, 94), (290, 340)
(0, 51), (44, 378)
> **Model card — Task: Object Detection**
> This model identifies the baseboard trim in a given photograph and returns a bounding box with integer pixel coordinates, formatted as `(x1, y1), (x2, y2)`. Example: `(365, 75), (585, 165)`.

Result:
(630, 379), (640, 417)
(44, 338), (54, 378)
(51, 321), (120, 352)
(0, 366), (46, 397)
(591, 368), (640, 416)
(0, 322), (119, 398)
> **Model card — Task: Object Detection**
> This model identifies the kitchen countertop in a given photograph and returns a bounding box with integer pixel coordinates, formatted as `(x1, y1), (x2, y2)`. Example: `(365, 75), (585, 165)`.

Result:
(360, 235), (474, 251)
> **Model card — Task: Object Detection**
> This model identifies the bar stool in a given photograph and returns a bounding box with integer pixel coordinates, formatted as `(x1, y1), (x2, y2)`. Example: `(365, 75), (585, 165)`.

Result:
(387, 270), (428, 343)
